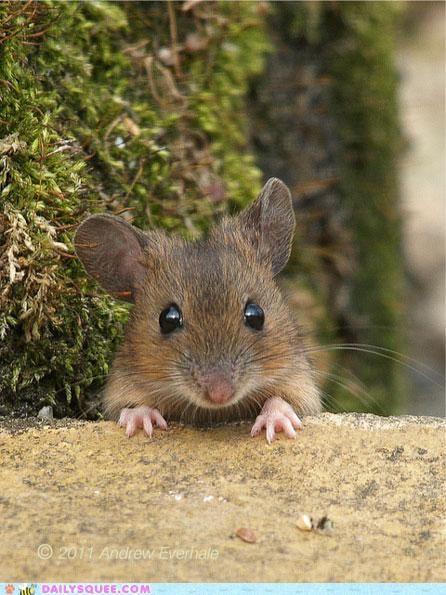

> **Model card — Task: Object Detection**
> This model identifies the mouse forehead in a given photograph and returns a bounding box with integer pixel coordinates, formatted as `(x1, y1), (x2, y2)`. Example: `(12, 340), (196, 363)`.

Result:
(141, 237), (274, 315)
(175, 242), (253, 303)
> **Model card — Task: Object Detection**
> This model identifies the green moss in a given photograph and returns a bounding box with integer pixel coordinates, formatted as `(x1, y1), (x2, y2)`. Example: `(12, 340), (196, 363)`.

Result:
(0, 1), (268, 416)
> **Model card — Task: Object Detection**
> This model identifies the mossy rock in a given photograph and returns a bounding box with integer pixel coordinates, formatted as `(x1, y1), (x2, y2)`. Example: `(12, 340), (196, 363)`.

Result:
(0, 1), (267, 416)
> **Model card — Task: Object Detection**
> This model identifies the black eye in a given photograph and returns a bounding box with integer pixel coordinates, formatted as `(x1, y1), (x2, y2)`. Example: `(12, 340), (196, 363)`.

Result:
(159, 303), (183, 335)
(244, 302), (264, 331)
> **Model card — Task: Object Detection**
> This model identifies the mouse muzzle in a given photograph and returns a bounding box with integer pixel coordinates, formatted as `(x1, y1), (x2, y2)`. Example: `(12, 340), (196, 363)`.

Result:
(197, 365), (235, 406)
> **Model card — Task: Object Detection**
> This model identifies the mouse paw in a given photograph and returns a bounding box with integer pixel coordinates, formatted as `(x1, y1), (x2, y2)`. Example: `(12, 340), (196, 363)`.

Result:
(251, 397), (303, 444)
(118, 406), (167, 438)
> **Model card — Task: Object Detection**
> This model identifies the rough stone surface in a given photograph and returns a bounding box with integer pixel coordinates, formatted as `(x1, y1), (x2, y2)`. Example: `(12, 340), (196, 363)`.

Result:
(1, 413), (445, 582)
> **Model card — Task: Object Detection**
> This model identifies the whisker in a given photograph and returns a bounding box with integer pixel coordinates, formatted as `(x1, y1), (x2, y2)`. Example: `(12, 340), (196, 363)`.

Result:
(319, 388), (338, 411)
(311, 342), (441, 375)
(312, 369), (383, 414)
(305, 344), (443, 387)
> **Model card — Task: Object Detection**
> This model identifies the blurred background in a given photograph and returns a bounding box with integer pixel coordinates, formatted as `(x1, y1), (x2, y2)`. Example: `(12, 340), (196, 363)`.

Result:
(397, 1), (445, 415)
(0, 1), (444, 418)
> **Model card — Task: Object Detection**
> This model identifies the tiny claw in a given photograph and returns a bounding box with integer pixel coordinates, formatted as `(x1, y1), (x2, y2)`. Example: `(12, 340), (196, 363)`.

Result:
(266, 420), (276, 444)
(142, 415), (153, 438)
(250, 415), (265, 438)
(251, 397), (302, 443)
(118, 406), (167, 438)
(281, 416), (298, 438)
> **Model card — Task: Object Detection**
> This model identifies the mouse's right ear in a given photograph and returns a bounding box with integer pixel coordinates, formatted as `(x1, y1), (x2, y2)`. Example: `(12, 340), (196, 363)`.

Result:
(74, 214), (149, 302)
(236, 178), (295, 275)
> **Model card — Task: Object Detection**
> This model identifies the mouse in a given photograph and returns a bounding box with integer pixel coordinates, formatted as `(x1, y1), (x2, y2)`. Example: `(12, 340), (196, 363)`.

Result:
(74, 178), (321, 442)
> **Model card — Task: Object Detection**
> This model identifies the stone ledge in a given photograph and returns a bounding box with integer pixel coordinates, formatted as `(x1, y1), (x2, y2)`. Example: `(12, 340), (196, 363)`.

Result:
(0, 413), (444, 581)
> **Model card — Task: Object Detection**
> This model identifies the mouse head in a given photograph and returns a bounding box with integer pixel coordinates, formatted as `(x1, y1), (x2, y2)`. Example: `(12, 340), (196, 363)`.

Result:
(75, 178), (297, 416)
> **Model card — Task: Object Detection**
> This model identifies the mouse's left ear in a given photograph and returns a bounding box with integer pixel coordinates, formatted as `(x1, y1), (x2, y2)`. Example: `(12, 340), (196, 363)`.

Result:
(237, 178), (295, 275)
(74, 214), (150, 302)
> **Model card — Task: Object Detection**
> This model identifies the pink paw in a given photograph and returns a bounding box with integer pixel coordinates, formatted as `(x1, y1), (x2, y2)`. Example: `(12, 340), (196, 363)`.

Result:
(251, 397), (303, 444)
(118, 406), (167, 438)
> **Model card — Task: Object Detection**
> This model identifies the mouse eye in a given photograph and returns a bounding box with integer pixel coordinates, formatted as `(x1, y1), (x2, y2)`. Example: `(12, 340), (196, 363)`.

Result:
(159, 303), (183, 335)
(244, 302), (264, 331)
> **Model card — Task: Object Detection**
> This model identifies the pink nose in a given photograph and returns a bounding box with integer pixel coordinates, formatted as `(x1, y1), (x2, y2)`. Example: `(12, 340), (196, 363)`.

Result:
(203, 373), (234, 405)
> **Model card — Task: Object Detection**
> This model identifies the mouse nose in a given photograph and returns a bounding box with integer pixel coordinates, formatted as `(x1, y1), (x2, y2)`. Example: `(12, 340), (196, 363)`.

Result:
(202, 369), (235, 405)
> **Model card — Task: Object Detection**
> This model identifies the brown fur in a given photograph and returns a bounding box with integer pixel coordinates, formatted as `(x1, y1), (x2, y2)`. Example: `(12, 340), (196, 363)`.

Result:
(74, 178), (321, 425)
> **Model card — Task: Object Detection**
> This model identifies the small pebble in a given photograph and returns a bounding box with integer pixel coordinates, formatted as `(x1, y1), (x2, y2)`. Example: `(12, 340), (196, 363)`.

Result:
(316, 516), (334, 534)
(235, 527), (257, 543)
(37, 406), (53, 420)
(296, 514), (313, 532)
